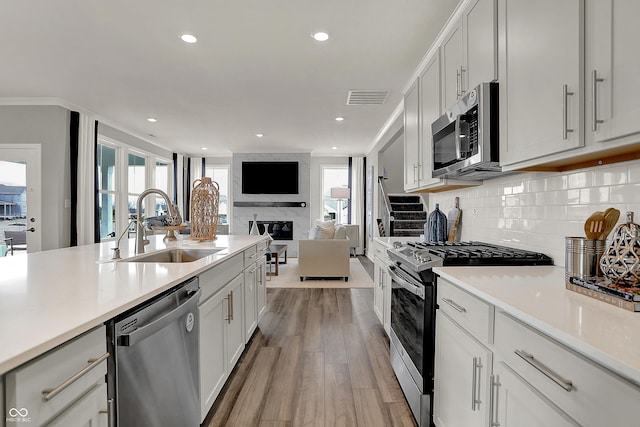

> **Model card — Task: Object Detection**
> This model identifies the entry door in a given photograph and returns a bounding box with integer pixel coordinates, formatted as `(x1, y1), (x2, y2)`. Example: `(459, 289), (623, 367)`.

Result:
(0, 145), (42, 253)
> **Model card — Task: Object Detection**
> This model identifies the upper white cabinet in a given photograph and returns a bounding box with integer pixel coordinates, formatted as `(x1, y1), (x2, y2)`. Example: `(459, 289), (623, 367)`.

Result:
(498, 0), (584, 167)
(441, 0), (497, 110)
(404, 79), (422, 191)
(586, 0), (640, 145)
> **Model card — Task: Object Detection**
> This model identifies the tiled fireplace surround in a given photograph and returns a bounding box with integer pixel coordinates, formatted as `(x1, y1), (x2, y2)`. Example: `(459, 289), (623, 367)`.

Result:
(427, 158), (640, 267)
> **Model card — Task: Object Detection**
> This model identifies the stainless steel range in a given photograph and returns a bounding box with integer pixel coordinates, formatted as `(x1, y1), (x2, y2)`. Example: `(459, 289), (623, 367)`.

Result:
(386, 241), (553, 427)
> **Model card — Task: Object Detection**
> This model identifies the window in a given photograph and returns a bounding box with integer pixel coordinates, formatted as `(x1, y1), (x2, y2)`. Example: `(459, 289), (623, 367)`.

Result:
(97, 143), (117, 239)
(96, 137), (172, 241)
(205, 165), (229, 224)
(322, 166), (349, 223)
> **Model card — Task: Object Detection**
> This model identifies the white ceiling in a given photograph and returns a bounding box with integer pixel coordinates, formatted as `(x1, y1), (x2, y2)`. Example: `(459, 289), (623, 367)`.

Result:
(0, 0), (459, 157)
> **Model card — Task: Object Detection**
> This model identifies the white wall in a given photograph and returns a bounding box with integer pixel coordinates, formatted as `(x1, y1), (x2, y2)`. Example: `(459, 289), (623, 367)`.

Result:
(428, 159), (640, 267)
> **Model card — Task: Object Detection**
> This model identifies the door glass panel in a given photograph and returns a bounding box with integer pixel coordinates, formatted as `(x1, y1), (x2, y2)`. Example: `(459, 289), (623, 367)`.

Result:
(99, 193), (116, 239)
(98, 145), (117, 191)
(128, 154), (146, 194)
(0, 160), (28, 254)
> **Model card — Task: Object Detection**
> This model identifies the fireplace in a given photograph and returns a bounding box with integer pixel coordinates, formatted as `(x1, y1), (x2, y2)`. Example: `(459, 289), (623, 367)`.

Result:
(249, 221), (293, 240)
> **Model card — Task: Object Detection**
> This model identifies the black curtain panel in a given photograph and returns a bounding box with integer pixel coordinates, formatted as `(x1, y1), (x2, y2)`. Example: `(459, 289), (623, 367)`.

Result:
(348, 157), (353, 224)
(185, 157), (191, 221)
(172, 153), (178, 205)
(93, 120), (100, 243)
(201, 157), (206, 177)
(69, 111), (80, 246)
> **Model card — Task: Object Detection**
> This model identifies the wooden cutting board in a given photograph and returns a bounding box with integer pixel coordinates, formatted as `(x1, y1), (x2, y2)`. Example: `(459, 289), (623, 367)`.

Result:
(447, 197), (461, 242)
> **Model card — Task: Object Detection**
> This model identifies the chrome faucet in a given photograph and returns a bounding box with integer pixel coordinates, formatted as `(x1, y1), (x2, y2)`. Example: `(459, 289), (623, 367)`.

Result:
(135, 189), (182, 254)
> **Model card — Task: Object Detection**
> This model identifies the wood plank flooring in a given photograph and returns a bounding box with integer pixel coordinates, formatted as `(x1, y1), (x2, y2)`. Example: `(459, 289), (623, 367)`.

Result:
(203, 264), (416, 427)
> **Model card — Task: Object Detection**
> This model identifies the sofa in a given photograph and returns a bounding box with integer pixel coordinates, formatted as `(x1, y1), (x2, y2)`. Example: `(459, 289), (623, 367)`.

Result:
(298, 220), (350, 281)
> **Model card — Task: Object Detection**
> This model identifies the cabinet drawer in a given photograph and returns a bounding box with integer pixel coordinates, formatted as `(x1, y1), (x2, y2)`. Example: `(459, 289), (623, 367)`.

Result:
(257, 239), (269, 253)
(437, 278), (493, 344)
(494, 311), (640, 427)
(5, 326), (108, 426)
(199, 253), (243, 302)
(243, 245), (258, 267)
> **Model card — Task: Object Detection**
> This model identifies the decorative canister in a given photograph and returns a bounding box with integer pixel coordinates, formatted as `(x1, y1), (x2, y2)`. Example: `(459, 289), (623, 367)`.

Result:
(600, 211), (640, 286)
(427, 203), (447, 242)
(190, 177), (219, 241)
(565, 237), (606, 281)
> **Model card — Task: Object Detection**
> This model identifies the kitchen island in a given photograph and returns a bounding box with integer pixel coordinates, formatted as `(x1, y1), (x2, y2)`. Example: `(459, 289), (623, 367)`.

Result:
(0, 234), (265, 375)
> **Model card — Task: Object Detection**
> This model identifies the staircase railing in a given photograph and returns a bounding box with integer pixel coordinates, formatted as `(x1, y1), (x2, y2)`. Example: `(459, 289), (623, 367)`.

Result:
(378, 176), (394, 237)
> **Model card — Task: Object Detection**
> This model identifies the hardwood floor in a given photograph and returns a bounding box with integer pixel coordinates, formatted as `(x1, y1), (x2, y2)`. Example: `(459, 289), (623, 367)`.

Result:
(203, 259), (416, 427)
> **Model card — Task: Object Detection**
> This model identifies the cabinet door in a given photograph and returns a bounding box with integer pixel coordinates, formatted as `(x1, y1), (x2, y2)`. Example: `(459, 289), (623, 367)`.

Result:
(256, 255), (267, 321)
(418, 51), (442, 187)
(226, 274), (245, 371)
(373, 257), (385, 324)
(198, 287), (228, 421)
(492, 362), (579, 427)
(463, 0), (496, 91)
(47, 383), (107, 427)
(381, 265), (392, 335)
(434, 310), (492, 427)
(441, 19), (464, 109)
(587, 0), (640, 143)
(499, 0), (584, 166)
(404, 79), (420, 191)
(244, 264), (258, 342)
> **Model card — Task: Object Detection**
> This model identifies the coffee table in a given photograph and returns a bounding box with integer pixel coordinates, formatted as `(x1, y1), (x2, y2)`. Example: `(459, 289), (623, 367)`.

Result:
(268, 244), (288, 276)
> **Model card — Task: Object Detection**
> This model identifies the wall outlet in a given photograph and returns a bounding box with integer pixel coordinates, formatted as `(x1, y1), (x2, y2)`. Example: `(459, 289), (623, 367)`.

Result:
(64, 198), (72, 208)
(472, 208), (478, 216)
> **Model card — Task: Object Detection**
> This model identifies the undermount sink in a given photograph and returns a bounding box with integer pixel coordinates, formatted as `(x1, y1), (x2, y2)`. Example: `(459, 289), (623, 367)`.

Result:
(120, 248), (225, 263)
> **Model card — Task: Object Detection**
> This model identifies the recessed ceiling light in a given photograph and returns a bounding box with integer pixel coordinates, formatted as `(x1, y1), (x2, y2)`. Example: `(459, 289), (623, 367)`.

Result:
(331, 146), (338, 150)
(200, 147), (208, 151)
(181, 34), (197, 43)
(312, 32), (329, 42)
(255, 133), (264, 138)
(147, 118), (157, 123)
(335, 117), (344, 121)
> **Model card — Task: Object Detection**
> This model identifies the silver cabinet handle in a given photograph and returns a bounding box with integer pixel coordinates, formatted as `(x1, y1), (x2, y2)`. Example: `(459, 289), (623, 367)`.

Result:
(591, 70), (605, 131)
(229, 290), (234, 321)
(515, 349), (573, 391)
(456, 68), (461, 99)
(460, 66), (466, 95)
(471, 357), (483, 410)
(562, 84), (575, 140)
(225, 294), (232, 324)
(490, 374), (501, 426)
(42, 352), (110, 401)
(442, 297), (466, 313)
(413, 163), (418, 183)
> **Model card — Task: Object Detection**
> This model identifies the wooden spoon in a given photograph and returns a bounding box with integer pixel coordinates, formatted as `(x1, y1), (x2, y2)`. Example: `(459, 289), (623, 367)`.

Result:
(584, 211), (606, 240)
(601, 208), (621, 241)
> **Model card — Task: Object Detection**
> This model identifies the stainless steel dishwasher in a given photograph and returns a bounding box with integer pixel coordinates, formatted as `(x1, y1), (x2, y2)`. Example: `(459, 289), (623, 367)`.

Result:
(107, 277), (201, 427)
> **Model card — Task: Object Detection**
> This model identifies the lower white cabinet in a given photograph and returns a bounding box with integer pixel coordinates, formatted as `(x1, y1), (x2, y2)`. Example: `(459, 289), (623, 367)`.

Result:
(4, 326), (108, 427)
(47, 383), (109, 427)
(372, 241), (391, 335)
(198, 273), (245, 422)
(433, 310), (492, 427)
(492, 362), (578, 426)
(244, 262), (258, 341)
(256, 255), (267, 321)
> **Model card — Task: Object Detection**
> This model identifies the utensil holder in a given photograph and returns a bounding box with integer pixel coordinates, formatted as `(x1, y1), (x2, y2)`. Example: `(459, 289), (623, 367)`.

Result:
(565, 237), (606, 281)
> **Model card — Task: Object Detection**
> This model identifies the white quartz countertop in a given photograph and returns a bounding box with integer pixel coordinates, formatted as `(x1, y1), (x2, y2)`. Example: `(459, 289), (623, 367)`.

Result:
(433, 265), (640, 386)
(0, 234), (266, 375)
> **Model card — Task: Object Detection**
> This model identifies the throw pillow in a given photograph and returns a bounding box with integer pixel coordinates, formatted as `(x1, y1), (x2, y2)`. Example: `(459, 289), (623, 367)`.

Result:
(315, 224), (335, 239)
(315, 219), (335, 229)
(334, 224), (347, 239)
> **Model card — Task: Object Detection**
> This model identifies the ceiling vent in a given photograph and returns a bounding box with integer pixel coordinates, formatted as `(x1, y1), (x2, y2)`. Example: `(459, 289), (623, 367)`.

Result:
(346, 90), (389, 105)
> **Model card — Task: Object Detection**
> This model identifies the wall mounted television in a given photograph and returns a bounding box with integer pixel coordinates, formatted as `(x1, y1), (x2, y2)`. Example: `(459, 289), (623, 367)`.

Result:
(241, 161), (299, 194)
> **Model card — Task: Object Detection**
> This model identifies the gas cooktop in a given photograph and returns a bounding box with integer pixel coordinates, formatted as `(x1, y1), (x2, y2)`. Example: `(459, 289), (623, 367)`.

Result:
(388, 241), (554, 272)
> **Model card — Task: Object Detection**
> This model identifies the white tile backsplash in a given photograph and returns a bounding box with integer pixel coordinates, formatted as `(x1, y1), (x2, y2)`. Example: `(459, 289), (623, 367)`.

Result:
(428, 158), (640, 267)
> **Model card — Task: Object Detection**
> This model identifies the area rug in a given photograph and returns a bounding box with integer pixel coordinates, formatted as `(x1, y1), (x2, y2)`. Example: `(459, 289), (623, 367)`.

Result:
(266, 258), (374, 288)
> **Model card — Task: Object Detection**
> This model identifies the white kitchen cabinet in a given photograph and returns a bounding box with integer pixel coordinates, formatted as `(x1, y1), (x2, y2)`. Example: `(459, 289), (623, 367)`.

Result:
(198, 272), (245, 422)
(372, 241), (391, 335)
(256, 254), (267, 321)
(492, 362), (579, 426)
(441, 0), (496, 110)
(404, 79), (421, 191)
(586, 0), (640, 145)
(4, 326), (108, 427)
(244, 262), (258, 341)
(433, 310), (492, 427)
(47, 383), (108, 427)
(498, 0), (584, 167)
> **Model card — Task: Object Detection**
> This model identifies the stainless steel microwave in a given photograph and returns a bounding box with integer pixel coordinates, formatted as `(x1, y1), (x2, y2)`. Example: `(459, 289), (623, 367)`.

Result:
(431, 82), (503, 180)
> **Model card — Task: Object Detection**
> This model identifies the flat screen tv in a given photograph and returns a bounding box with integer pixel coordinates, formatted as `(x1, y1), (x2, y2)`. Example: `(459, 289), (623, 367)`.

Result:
(242, 161), (299, 194)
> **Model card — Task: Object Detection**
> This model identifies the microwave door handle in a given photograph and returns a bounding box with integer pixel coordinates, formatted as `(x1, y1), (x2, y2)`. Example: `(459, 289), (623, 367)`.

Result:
(387, 266), (425, 299)
(454, 114), (462, 159)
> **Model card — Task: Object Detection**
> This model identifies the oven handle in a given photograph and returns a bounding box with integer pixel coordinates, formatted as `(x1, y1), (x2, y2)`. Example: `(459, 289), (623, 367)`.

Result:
(387, 265), (425, 300)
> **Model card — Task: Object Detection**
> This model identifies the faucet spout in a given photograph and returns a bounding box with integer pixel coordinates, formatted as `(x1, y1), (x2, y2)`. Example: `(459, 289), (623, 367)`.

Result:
(135, 189), (182, 254)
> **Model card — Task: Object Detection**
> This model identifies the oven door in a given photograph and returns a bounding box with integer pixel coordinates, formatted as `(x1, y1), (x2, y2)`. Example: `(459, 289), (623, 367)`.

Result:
(388, 264), (436, 391)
